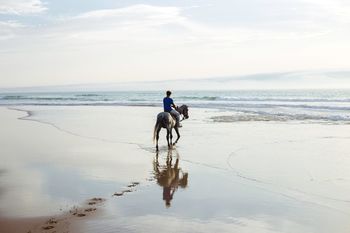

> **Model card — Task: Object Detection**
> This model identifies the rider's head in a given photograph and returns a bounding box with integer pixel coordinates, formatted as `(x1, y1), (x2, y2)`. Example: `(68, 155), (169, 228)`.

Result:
(165, 199), (171, 208)
(166, 90), (172, 97)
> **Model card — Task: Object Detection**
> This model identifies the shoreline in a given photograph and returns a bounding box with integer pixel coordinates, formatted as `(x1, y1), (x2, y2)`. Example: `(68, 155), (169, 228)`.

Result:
(5, 103), (350, 125)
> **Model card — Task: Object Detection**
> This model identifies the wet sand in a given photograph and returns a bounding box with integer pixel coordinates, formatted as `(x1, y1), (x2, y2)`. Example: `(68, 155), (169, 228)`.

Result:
(1, 106), (350, 233)
(0, 197), (103, 233)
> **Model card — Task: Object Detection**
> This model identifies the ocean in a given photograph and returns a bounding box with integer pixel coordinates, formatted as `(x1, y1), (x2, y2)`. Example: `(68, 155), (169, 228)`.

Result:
(1, 89), (350, 123)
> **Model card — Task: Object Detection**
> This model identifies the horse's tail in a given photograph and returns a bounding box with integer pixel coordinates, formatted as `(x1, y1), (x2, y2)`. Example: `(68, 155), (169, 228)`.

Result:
(153, 113), (169, 143)
(153, 121), (160, 143)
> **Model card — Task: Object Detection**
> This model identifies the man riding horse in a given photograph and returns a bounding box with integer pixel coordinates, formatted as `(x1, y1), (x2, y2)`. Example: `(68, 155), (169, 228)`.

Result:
(163, 90), (181, 128)
(153, 91), (189, 151)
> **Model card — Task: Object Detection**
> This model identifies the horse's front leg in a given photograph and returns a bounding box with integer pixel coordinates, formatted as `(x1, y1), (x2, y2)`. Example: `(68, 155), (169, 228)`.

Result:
(173, 127), (180, 145)
(166, 128), (171, 149)
(170, 128), (173, 147)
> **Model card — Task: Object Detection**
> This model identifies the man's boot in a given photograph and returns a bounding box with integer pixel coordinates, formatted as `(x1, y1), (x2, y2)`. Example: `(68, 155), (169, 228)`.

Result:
(177, 121), (182, 128)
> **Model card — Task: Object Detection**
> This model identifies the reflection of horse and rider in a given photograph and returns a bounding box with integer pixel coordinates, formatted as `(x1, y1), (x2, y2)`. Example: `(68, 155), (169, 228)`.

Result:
(153, 150), (189, 207)
(153, 91), (189, 151)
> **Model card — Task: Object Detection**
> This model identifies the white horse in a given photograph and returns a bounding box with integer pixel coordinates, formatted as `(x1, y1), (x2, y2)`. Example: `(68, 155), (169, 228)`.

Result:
(153, 105), (189, 151)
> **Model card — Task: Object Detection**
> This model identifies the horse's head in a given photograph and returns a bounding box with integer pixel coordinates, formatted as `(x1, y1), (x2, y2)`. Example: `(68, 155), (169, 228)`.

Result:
(180, 105), (189, 119)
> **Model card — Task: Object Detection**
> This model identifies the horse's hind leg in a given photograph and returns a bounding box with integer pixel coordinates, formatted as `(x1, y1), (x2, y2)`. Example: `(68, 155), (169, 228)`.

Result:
(156, 127), (161, 151)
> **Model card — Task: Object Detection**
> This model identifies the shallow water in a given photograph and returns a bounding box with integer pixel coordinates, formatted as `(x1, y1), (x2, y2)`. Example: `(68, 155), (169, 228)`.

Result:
(1, 89), (350, 123)
(1, 106), (350, 232)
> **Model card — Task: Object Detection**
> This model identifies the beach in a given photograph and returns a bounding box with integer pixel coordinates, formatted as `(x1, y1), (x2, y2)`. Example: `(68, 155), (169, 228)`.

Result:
(1, 0), (350, 230)
(0, 104), (350, 233)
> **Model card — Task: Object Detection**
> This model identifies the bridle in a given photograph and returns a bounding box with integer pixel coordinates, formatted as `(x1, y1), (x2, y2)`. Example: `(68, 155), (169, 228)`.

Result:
(176, 105), (189, 121)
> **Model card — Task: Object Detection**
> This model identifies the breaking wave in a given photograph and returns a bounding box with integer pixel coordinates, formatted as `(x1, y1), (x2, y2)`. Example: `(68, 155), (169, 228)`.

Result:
(210, 113), (350, 123)
(1, 90), (350, 123)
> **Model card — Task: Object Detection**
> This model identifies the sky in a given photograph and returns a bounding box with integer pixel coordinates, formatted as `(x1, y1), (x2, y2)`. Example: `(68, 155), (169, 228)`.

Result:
(0, 0), (350, 88)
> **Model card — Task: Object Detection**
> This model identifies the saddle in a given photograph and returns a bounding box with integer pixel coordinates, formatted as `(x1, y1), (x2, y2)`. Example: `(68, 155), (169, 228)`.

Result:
(169, 112), (177, 120)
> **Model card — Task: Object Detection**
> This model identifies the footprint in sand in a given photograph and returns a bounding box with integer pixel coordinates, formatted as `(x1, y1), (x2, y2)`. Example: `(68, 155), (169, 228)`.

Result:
(127, 182), (140, 188)
(87, 197), (105, 205)
(30, 198), (104, 233)
(113, 192), (124, 196)
(112, 190), (131, 197)
(42, 225), (55, 230)
(41, 218), (58, 231)
(70, 209), (88, 217)
(69, 198), (105, 218)
(84, 207), (97, 212)
(113, 182), (140, 197)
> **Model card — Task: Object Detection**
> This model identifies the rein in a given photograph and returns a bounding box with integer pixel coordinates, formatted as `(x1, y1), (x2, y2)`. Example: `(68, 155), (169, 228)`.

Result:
(176, 105), (188, 121)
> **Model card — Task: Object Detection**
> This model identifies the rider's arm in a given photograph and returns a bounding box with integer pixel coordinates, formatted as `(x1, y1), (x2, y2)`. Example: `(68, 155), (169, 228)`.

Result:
(171, 98), (176, 108)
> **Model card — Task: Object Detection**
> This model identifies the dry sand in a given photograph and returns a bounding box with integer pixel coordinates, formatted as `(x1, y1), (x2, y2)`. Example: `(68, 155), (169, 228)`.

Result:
(1, 106), (350, 233)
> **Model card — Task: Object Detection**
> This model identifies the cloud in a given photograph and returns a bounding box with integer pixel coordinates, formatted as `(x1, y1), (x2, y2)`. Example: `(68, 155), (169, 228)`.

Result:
(75, 4), (183, 22)
(0, 3), (349, 87)
(297, 0), (350, 27)
(0, 20), (24, 40)
(0, 2), (344, 44)
(0, 0), (46, 15)
(63, 4), (191, 42)
(51, 3), (329, 46)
